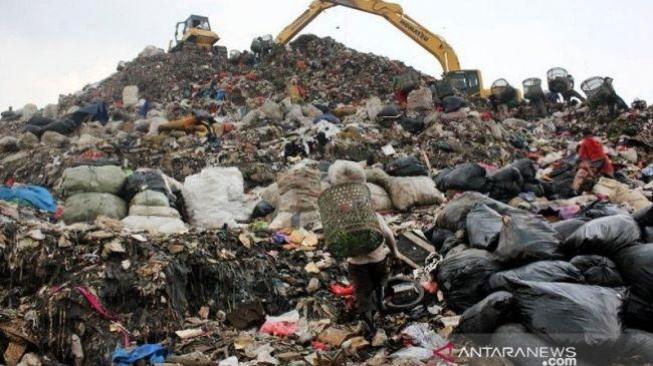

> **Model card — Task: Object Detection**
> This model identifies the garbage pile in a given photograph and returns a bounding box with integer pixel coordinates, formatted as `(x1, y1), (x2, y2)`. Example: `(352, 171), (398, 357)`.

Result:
(0, 34), (652, 365)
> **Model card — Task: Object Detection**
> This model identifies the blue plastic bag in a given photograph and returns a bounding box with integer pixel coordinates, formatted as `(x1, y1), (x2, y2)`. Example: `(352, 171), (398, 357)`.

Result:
(0, 185), (57, 212)
(112, 344), (167, 366)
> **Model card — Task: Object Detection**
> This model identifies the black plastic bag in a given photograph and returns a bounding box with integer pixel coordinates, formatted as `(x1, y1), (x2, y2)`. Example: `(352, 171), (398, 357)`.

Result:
(543, 159), (576, 200)
(122, 170), (169, 202)
(440, 236), (462, 257)
(51, 117), (83, 135)
(489, 324), (556, 366)
(494, 213), (562, 265)
(509, 159), (537, 182)
(614, 243), (653, 300)
(513, 281), (624, 346)
(578, 200), (629, 220)
(523, 181), (546, 196)
(488, 261), (584, 291)
(632, 204), (653, 227)
(432, 167), (452, 187)
(552, 219), (587, 240)
(27, 115), (54, 127)
(399, 116), (425, 134)
(570, 255), (624, 287)
(434, 163), (488, 192)
(563, 215), (640, 258)
(442, 95), (467, 113)
(622, 293), (653, 332)
(426, 227), (453, 251)
(385, 156), (428, 177)
(466, 204), (502, 250)
(615, 329), (653, 364)
(455, 291), (514, 335)
(445, 243), (469, 258)
(435, 192), (518, 231)
(614, 329), (653, 362)
(24, 117), (81, 137)
(486, 166), (523, 201)
(644, 226), (653, 242)
(252, 201), (275, 219)
(435, 249), (502, 313)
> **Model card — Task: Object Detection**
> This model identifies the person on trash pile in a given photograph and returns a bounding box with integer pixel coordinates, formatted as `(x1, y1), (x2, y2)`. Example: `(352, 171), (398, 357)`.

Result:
(488, 81), (519, 120)
(157, 109), (216, 137)
(549, 74), (585, 105)
(287, 77), (306, 104)
(348, 213), (398, 334)
(573, 128), (614, 193)
(587, 77), (629, 117)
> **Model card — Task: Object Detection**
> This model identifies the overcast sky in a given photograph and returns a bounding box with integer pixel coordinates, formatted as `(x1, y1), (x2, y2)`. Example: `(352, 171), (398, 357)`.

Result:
(1, 0), (651, 109)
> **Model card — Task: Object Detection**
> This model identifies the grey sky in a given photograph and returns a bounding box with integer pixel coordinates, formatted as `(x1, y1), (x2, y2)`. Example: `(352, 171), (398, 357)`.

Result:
(1, 0), (651, 109)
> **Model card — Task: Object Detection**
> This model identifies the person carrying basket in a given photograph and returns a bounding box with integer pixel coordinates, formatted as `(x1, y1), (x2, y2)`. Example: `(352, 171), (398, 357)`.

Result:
(318, 161), (398, 334)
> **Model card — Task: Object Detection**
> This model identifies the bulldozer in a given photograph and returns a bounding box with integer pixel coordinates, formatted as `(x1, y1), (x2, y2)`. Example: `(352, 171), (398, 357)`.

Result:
(169, 15), (224, 55)
(277, 0), (490, 97)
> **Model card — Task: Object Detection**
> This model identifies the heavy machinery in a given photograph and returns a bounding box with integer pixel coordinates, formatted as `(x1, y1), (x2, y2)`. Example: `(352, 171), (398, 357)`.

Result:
(276, 0), (489, 97)
(169, 15), (220, 52)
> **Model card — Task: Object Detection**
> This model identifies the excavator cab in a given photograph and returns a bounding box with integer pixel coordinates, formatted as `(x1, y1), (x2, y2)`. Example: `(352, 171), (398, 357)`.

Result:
(170, 15), (220, 52)
(443, 70), (488, 98)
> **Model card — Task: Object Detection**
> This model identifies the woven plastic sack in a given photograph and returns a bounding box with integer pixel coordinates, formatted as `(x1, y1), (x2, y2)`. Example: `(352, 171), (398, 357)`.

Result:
(60, 165), (127, 196)
(63, 193), (127, 224)
(318, 183), (383, 258)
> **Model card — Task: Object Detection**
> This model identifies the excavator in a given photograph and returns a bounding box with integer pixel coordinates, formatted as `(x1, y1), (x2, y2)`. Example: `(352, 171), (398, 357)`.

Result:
(276, 0), (489, 97)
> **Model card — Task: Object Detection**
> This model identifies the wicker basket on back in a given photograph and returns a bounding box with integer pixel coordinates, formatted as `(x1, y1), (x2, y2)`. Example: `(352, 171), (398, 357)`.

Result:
(318, 183), (383, 258)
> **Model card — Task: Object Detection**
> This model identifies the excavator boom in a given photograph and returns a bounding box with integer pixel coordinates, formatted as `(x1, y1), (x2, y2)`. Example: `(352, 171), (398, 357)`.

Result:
(276, 1), (336, 45)
(277, 0), (460, 72)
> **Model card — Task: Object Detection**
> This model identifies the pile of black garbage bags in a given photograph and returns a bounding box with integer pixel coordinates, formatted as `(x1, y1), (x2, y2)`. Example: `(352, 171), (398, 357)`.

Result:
(429, 192), (653, 365)
(434, 158), (579, 201)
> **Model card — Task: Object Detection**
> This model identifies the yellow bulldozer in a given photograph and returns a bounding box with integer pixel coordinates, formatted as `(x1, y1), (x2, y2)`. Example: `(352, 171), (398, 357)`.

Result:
(277, 0), (490, 98)
(169, 15), (221, 52)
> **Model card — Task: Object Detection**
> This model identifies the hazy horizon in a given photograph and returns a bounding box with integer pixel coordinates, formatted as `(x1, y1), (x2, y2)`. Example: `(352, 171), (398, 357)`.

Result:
(1, 0), (651, 109)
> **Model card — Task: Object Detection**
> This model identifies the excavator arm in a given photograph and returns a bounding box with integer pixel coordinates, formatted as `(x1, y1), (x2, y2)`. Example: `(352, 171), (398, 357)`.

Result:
(276, 1), (336, 45)
(276, 0), (460, 72)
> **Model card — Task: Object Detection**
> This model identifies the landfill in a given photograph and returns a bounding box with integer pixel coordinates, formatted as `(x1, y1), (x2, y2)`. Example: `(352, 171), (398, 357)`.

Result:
(1, 33), (653, 366)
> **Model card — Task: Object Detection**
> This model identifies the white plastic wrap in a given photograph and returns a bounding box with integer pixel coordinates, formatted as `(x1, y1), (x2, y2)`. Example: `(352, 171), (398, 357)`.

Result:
(182, 167), (248, 228)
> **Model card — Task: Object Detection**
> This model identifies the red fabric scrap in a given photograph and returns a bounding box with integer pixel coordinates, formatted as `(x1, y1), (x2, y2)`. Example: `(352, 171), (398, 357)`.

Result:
(76, 286), (119, 321)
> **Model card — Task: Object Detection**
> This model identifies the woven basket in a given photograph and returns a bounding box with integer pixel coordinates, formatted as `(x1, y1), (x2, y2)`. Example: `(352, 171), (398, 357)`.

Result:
(318, 183), (384, 258)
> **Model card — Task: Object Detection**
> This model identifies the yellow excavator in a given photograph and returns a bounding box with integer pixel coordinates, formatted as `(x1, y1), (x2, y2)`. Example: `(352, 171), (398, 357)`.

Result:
(277, 0), (489, 97)
(169, 15), (220, 52)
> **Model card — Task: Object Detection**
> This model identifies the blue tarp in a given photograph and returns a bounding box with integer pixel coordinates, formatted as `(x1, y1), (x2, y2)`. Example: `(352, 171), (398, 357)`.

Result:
(0, 185), (57, 212)
(111, 344), (167, 366)
(313, 113), (340, 124)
